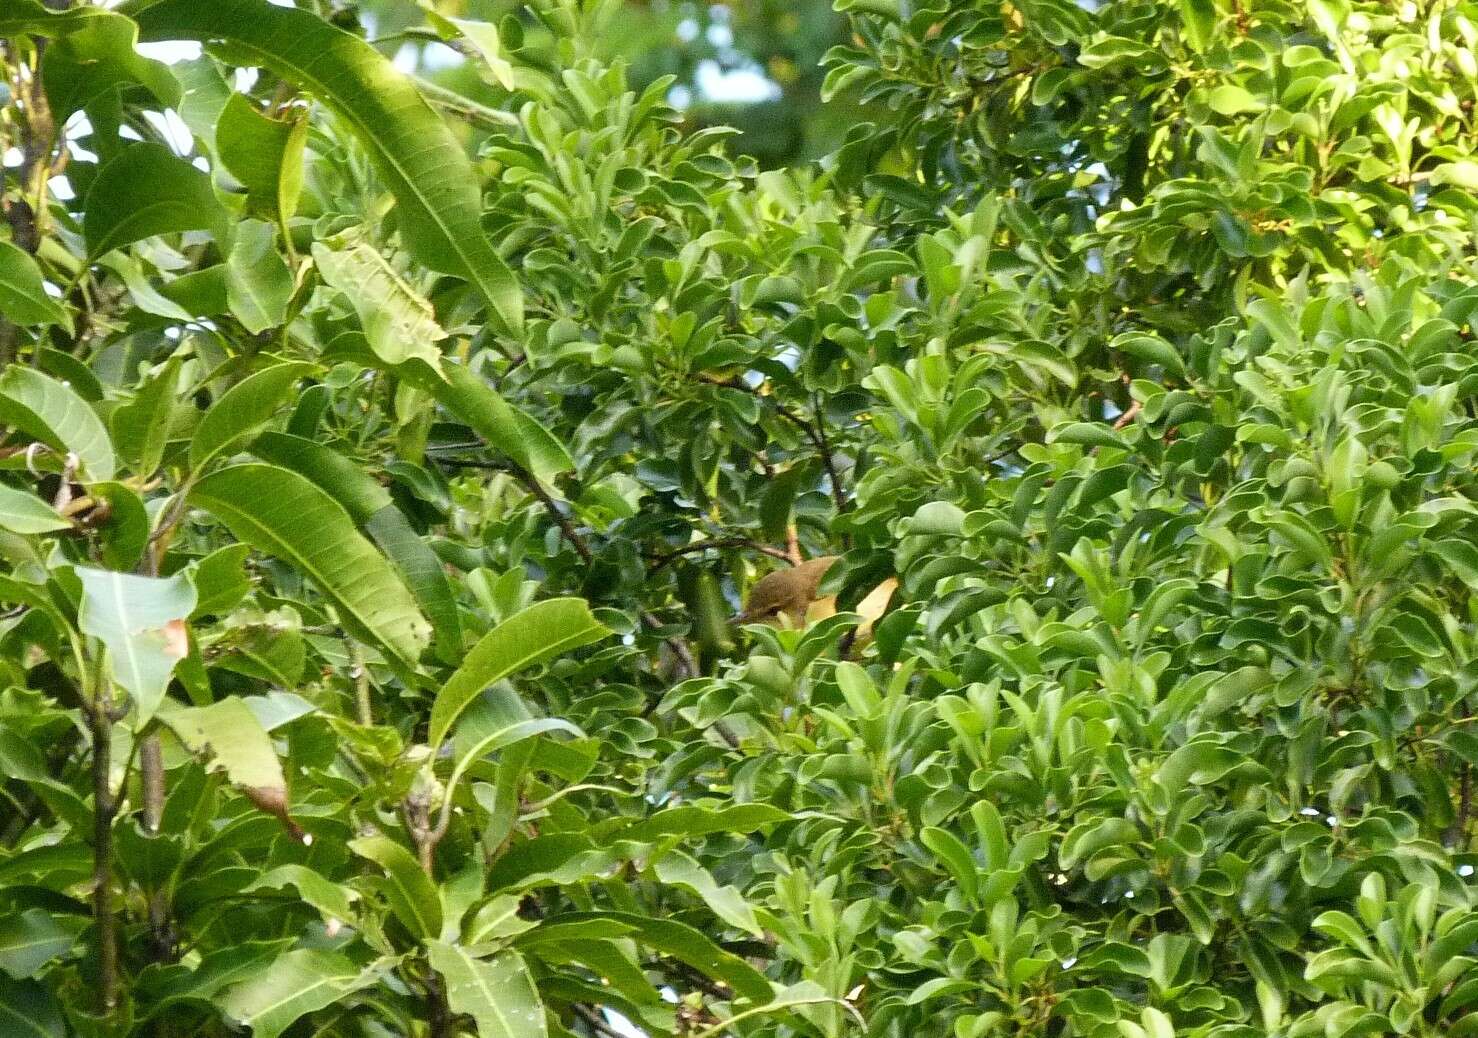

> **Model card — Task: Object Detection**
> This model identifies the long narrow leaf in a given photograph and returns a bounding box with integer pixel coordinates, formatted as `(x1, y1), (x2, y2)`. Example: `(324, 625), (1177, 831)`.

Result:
(134, 0), (524, 337)
(190, 464), (430, 665)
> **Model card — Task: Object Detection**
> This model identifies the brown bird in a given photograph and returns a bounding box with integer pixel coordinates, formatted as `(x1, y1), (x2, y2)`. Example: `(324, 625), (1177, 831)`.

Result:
(738, 556), (899, 648)
(737, 555), (840, 626)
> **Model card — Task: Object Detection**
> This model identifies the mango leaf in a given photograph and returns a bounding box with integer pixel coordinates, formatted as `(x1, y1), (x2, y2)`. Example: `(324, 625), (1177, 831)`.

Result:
(312, 239), (446, 370)
(0, 366), (115, 481)
(0, 486), (69, 535)
(553, 912), (773, 1002)
(135, 0), (525, 337)
(156, 697), (286, 797)
(399, 359), (574, 485)
(0, 975), (64, 1038)
(112, 356), (182, 476)
(76, 567), (196, 726)
(427, 942), (546, 1038)
(188, 543), (252, 618)
(446, 689), (582, 805)
(41, 12), (180, 124)
(449, 19), (518, 90)
(249, 432), (392, 520)
(363, 506), (463, 663)
(83, 142), (230, 258)
(0, 908), (77, 980)
(0, 241), (70, 331)
(190, 464), (431, 665)
(216, 94), (308, 220)
(249, 432), (462, 660)
(190, 362), (312, 471)
(225, 220), (294, 333)
(348, 836), (442, 939)
(427, 598), (608, 749)
(137, 940), (291, 1017)
(0, 1), (105, 35)
(221, 948), (382, 1038)
(243, 865), (357, 925)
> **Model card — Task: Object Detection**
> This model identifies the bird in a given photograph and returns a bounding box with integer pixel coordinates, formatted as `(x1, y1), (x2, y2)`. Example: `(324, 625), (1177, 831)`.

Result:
(737, 555), (840, 626)
(737, 556), (900, 641)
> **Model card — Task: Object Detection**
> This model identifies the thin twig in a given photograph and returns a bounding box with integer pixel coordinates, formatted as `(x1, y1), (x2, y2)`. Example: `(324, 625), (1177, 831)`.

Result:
(696, 374), (851, 512)
(449, 456), (700, 679)
(89, 693), (119, 1015)
(414, 77), (519, 130)
(648, 536), (792, 572)
(572, 1004), (628, 1038)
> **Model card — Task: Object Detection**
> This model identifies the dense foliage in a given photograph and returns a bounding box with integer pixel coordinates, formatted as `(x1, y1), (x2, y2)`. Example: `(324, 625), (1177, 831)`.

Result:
(6, 0), (1478, 1036)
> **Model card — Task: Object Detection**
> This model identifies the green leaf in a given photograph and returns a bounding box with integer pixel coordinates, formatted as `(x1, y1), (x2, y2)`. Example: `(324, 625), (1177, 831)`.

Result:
(447, 689), (582, 806)
(0, 366), (115, 481)
(427, 597), (608, 749)
(1113, 332), (1187, 377)
(651, 849), (763, 936)
(1206, 84), (1260, 116)
(0, 241), (70, 331)
(216, 93), (308, 220)
(91, 481), (149, 570)
(363, 506), (463, 663)
(190, 464), (431, 664)
(226, 220), (294, 333)
(0, 1), (105, 36)
(188, 543), (252, 618)
(156, 697), (286, 795)
(312, 239), (447, 370)
(410, 360), (575, 486)
(554, 912), (772, 1002)
(243, 865), (357, 925)
(83, 142), (230, 258)
(190, 362), (312, 471)
(1049, 422), (1126, 450)
(0, 909), (76, 980)
(138, 940), (292, 1016)
(0, 975), (65, 1038)
(248, 432), (462, 660)
(427, 943), (546, 1038)
(0, 485), (69, 535)
(221, 948), (381, 1038)
(76, 567), (196, 726)
(248, 432), (392, 521)
(1431, 161), (1478, 189)
(616, 803), (790, 842)
(921, 826), (980, 904)
(135, 0), (525, 337)
(41, 12), (180, 123)
(1179, 0), (1216, 51)
(348, 836), (442, 939)
(112, 356), (182, 476)
(449, 19), (518, 91)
